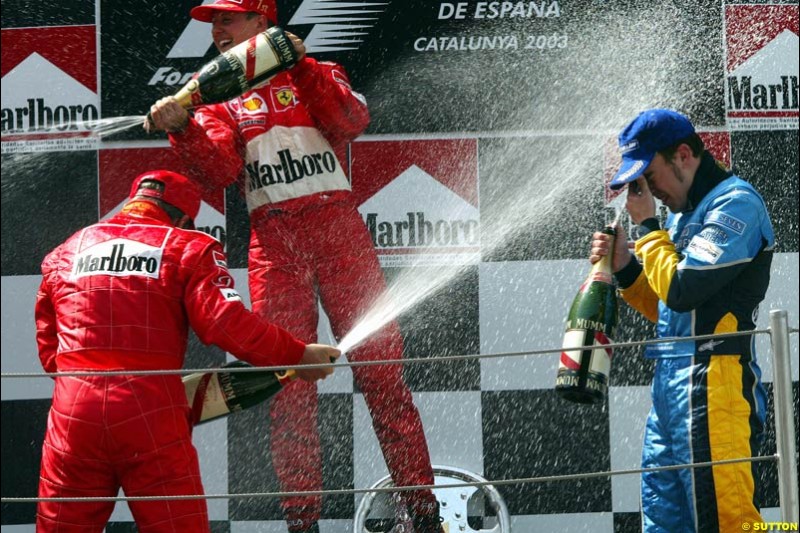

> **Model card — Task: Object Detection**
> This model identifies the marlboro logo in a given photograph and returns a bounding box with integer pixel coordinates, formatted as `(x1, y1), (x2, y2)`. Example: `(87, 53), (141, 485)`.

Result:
(246, 149), (339, 190)
(359, 165), (480, 252)
(364, 211), (479, 248)
(72, 239), (164, 279)
(1, 26), (99, 152)
(725, 4), (799, 130)
(352, 140), (479, 267)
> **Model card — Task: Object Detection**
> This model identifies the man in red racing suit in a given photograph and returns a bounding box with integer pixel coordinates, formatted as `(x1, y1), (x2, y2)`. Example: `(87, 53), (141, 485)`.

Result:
(146, 1), (442, 531)
(35, 170), (339, 533)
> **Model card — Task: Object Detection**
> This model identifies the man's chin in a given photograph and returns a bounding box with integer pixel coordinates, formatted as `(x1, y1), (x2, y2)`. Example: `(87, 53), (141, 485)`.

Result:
(667, 201), (684, 213)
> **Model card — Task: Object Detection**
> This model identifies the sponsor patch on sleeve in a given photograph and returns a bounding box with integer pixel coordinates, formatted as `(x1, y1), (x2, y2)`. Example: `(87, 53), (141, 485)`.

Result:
(212, 250), (228, 269)
(685, 235), (723, 264)
(213, 273), (234, 288)
(698, 226), (729, 245)
(706, 212), (746, 235)
(220, 288), (242, 302)
(331, 69), (352, 89)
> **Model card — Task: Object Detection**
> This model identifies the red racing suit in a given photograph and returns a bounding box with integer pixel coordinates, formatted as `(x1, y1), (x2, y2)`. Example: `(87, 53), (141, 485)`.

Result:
(170, 56), (438, 526)
(35, 203), (306, 533)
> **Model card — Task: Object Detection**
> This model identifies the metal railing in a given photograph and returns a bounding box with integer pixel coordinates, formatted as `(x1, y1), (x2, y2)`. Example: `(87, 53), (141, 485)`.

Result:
(769, 310), (799, 523)
(1, 310), (797, 525)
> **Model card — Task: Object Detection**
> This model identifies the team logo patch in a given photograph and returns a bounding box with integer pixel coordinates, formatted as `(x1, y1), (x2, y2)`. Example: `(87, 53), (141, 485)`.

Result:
(674, 223), (702, 251)
(686, 235), (723, 264)
(620, 140), (639, 153)
(242, 98), (261, 112)
(213, 273), (233, 288)
(271, 86), (296, 111)
(698, 339), (725, 352)
(276, 89), (293, 106)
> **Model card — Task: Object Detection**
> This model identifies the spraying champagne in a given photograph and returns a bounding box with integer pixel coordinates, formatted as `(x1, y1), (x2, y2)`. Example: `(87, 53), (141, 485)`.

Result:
(555, 225), (619, 404)
(146, 26), (297, 127)
(183, 361), (294, 425)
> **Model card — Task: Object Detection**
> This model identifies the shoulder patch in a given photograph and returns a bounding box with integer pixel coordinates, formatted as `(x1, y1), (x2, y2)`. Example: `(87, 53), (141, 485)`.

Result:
(331, 69), (352, 89)
(212, 250), (228, 269)
(706, 211), (746, 235)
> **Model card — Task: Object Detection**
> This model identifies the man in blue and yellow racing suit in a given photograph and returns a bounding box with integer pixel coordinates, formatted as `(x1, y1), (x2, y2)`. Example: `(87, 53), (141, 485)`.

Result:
(591, 109), (774, 533)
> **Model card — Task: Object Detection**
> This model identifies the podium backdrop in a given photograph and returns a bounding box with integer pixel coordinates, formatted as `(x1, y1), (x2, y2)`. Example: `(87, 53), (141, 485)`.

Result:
(2, 1), (798, 531)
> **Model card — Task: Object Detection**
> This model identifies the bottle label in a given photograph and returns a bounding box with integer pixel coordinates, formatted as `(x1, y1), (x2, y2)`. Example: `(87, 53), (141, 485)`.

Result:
(266, 28), (297, 67)
(554, 369), (608, 399)
(228, 32), (281, 88)
(569, 317), (609, 333)
(558, 328), (613, 378)
(183, 371), (231, 424)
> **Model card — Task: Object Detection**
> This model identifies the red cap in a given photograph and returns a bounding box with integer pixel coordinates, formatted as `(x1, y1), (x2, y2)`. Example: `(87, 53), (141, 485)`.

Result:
(129, 170), (202, 221)
(190, 0), (277, 25)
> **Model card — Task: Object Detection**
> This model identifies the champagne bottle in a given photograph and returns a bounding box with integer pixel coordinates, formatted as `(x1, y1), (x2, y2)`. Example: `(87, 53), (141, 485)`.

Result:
(183, 361), (294, 425)
(147, 26), (297, 124)
(555, 226), (619, 404)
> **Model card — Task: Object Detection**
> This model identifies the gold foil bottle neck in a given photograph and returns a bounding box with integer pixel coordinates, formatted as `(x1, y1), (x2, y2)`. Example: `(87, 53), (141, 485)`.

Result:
(173, 79), (200, 110)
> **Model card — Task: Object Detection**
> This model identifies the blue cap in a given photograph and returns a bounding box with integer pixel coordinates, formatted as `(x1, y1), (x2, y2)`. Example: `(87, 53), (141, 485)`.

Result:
(609, 109), (696, 190)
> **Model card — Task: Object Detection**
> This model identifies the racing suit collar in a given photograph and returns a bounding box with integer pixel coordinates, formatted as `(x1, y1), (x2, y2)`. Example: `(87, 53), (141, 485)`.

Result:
(684, 151), (732, 212)
(119, 201), (176, 226)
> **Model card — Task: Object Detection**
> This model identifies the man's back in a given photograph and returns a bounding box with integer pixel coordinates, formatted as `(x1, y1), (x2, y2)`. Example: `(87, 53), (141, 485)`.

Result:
(37, 208), (220, 372)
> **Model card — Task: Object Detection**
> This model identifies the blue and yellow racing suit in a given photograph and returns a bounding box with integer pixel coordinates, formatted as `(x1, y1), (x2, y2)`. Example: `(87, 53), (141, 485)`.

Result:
(615, 152), (775, 533)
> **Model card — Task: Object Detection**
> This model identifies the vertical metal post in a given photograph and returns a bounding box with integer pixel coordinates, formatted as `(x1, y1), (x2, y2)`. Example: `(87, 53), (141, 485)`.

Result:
(768, 309), (798, 522)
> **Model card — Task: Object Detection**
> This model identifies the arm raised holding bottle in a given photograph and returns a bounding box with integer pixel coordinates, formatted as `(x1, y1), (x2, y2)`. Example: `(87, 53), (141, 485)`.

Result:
(590, 175), (656, 271)
(144, 25), (306, 133)
(590, 178), (660, 323)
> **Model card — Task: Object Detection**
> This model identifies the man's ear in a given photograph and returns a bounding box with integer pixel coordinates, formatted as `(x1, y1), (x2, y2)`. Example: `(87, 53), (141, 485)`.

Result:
(676, 143), (693, 166)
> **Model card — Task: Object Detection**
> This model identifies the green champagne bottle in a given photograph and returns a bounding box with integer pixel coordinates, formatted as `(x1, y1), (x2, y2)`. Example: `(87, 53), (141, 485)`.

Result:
(183, 361), (294, 425)
(147, 26), (297, 124)
(555, 226), (619, 404)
